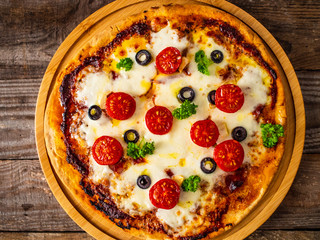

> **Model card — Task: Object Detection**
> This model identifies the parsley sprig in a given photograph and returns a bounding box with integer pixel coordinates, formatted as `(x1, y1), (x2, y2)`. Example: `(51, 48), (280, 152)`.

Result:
(116, 57), (133, 71)
(261, 123), (284, 148)
(172, 100), (198, 120)
(195, 50), (213, 75)
(127, 139), (155, 159)
(181, 175), (201, 192)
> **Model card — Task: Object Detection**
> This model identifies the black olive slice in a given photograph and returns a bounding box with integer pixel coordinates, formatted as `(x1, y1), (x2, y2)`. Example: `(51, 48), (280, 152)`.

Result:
(124, 129), (140, 144)
(177, 87), (195, 102)
(207, 90), (216, 105)
(88, 105), (102, 120)
(200, 157), (217, 174)
(135, 50), (152, 66)
(210, 50), (224, 63)
(231, 127), (247, 142)
(137, 175), (151, 189)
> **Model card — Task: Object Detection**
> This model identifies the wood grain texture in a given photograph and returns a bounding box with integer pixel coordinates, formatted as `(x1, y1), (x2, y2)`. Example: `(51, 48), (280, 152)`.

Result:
(0, 231), (318, 240)
(0, 0), (319, 78)
(0, 232), (94, 240)
(246, 230), (320, 240)
(0, 0), (113, 80)
(0, 160), (81, 232)
(228, 0), (320, 71)
(1, 154), (318, 232)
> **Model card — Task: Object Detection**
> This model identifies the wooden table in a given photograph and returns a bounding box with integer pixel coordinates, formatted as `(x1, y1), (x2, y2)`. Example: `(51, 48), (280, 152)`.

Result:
(0, 0), (319, 239)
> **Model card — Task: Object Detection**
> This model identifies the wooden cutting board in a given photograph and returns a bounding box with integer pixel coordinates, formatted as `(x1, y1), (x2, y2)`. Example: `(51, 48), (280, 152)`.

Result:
(35, 0), (305, 239)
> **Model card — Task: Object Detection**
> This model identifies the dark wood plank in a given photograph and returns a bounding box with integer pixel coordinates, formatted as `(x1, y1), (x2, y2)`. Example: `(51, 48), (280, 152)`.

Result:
(259, 154), (320, 229)
(0, 232), (94, 240)
(0, 230), (318, 240)
(228, 0), (320, 71)
(0, 154), (319, 231)
(298, 71), (320, 154)
(0, 0), (113, 80)
(246, 230), (319, 240)
(0, 160), (81, 231)
(0, 0), (319, 80)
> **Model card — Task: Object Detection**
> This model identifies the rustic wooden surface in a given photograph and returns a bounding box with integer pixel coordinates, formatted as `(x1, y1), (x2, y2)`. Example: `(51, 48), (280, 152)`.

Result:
(0, 0), (319, 239)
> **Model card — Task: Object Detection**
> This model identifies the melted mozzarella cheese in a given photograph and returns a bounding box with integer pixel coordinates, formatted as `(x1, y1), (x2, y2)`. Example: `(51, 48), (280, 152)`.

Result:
(73, 22), (269, 230)
(149, 23), (189, 55)
(110, 49), (156, 96)
(76, 71), (110, 107)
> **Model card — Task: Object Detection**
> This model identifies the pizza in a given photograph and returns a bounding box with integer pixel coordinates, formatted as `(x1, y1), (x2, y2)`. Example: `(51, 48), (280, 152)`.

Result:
(44, 4), (286, 240)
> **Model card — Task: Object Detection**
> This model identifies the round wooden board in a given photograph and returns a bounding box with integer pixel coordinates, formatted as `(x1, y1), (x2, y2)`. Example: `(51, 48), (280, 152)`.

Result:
(35, 0), (305, 239)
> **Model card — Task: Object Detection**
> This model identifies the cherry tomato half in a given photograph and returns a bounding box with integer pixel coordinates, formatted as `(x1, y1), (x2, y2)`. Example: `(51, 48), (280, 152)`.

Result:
(92, 136), (123, 165)
(213, 139), (244, 172)
(149, 178), (180, 209)
(145, 106), (173, 135)
(156, 47), (182, 74)
(215, 84), (244, 113)
(106, 92), (136, 120)
(190, 119), (220, 147)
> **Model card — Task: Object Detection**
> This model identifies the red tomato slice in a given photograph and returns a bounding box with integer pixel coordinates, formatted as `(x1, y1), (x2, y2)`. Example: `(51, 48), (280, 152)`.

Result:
(215, 84), (244, 113)
(92, 136), (123, 165)
(145, 106), (173, 135)
(190, 119), (220, 147)
(156, 47), (182, 74)
(106, 92), (136, 120)
(149, 178), (180, 209)
(213, 140), (244, 172)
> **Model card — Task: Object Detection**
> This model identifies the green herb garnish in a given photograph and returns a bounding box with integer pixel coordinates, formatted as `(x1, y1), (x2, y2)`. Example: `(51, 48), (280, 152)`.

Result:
(261, 123), (284, 148)
(195, 50), (213, 75)
(172, 100), (198, 120)
(181, 175), (201, 192)
(127, 139), (155, 159)
(116, 58), (133, 71)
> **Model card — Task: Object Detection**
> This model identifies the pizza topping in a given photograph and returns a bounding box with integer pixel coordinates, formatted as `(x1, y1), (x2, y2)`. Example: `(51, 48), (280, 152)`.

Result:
(195, 50), (213, 75)
(215, 84), (244, 113)
(149, 178), (180, 209)
(88, 105), (102, 120)
(200, 157), (217, 174)
(156, 47), (182, 74)
(116, 57), (133, 71)
(261, 123), (284, 148)
(177, 87), (195, 102)
(190, 119), (219, 147)
(137, 175), (152, 189)
(58, 12), (284, 236)
(127, 139), (155, 159)
(92, 136), (123, 165)
(108, 158), (127, 174)
(123, 129), (140, 144)
(172, 100), (198, 120)
(225, 174), (244, 193)
(231, 127), (247, 142)
(207, 90), (216, 105)
(145, 106), (173, 135)
(213, 140), (244, 172)
(210, 50), (224, 63)
(135, 50), (152, 66)
(106, 92), (136, 120)
(181, 175), (201, 192)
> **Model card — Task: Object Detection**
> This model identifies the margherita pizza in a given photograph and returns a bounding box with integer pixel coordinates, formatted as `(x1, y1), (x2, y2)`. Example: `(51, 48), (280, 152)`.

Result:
(44, 4), (286, 240)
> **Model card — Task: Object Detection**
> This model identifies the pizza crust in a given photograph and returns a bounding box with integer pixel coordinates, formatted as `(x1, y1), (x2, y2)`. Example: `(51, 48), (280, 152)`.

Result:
(44, 4), (287, 240)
